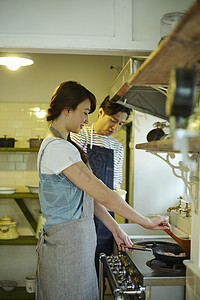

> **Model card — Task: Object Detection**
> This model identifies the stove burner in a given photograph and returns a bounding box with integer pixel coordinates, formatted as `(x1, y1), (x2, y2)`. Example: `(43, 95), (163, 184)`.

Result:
(146, 259), (186, 275)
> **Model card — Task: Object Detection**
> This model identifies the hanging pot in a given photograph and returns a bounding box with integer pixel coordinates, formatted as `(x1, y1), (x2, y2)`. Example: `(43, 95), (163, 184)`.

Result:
(146, 122), (166, 142)
(28, 138), (43, 148)
(0, 135), (17, 148)
(0, 216), (19, 240)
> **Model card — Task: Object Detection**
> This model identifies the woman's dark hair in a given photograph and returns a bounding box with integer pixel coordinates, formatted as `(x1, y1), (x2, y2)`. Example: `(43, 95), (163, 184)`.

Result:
(47, 81), (96, 122)
(47, 81), (96, 164)
(100, 96), (132, 119)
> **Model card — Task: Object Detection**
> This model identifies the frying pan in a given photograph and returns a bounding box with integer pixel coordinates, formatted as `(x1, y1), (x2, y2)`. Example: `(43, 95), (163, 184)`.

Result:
(152, 243), (188, 264)
(121, 241), (189, 264)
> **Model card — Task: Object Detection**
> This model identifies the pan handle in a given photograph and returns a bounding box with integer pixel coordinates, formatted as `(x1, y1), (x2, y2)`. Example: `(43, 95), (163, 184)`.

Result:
(120, 243), (152, 252)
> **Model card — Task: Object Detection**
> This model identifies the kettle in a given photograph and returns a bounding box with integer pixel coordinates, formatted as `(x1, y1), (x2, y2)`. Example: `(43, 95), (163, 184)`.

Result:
(0, 216), (19, 239)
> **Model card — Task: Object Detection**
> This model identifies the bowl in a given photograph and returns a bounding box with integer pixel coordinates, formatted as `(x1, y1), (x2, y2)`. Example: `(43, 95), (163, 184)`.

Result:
(0, 187), (16, 194)
(0, 280), (17, 292)
(26, 185), (39, 194)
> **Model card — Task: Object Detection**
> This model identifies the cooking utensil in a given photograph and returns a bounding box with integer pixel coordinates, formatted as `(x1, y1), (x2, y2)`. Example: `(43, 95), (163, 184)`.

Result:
(164, 229), (191, 257)
(123, 240), (188, 264)
(120, 243), (152, 252)
(0, 135), (17, 148)
(152, 243), (188, 264)
(146, 128), (165, 142)
(28, 138), (43, 148)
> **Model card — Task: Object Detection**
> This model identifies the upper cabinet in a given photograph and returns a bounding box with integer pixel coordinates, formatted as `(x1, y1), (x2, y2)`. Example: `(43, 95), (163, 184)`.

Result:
(127, 1), (200, 87)
(0, 0), (195, 55)
(110, 1), (200, 100)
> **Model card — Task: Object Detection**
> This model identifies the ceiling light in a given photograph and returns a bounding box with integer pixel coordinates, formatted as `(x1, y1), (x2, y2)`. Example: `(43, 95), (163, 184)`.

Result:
(0, 53), (34, 71)
(35, 111), (47, 119)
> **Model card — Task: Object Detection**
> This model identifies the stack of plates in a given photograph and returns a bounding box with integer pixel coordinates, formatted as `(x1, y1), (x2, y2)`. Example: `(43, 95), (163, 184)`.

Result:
(0, 187), (16, 194)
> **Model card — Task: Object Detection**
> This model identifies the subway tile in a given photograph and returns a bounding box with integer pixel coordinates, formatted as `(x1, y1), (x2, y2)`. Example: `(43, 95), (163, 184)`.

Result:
(23, 153), (37, 162)
(0, 128), (16, 137)
(0, 162), (15, 171)
(23, 171), (39, 179)
(7, 154), (23, 162)
(15, 128), (32, 137)
(15, 162), (27, 171)
(0, 179), (16, 188)
(0, 153), (8, 162)
(7, 120), (24, 129)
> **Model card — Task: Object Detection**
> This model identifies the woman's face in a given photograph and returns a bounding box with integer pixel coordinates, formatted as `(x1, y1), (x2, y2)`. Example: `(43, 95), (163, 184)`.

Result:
(97, 108), (128, 136)
(68, 98), (91, 133)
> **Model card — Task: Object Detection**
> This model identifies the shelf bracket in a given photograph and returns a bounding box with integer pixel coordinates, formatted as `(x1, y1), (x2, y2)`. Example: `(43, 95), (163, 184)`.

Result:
(14, 198), (37, 233)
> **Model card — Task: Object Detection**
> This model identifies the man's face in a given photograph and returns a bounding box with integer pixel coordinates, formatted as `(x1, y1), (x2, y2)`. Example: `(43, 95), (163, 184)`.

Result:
(97, 108), (128, 136)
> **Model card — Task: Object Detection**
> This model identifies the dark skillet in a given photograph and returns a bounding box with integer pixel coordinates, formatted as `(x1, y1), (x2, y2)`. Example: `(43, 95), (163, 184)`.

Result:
(132, 241), (189, 264)
(152, 244), (188, 264)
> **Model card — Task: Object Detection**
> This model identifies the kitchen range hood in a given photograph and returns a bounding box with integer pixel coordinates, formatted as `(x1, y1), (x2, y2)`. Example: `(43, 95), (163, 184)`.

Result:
(109, 58), (168, 120)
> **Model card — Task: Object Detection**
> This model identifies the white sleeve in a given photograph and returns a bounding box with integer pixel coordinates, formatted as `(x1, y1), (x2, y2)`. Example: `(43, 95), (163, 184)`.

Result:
(43, 140), (82, 174)
(114, 143), (124, 189)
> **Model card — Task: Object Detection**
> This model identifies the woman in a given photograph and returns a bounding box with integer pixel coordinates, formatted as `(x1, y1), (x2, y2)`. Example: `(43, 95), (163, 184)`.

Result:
(36, 81), (170, 300)
(70, 96), (132, 280)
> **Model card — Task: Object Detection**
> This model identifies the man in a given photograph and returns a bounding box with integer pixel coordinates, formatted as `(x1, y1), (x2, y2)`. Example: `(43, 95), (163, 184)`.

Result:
(70, 96), (132, 282)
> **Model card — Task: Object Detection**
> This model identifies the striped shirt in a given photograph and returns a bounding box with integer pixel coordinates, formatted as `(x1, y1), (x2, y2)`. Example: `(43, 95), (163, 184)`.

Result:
(70, 126), (124, 189)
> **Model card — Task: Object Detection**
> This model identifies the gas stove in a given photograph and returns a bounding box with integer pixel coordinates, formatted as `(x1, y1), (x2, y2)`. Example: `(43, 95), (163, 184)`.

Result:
(99, 238), (186, 300)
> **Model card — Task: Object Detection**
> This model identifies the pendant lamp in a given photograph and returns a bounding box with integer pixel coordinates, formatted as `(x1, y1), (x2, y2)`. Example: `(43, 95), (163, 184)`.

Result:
(0, 53), (34, 71)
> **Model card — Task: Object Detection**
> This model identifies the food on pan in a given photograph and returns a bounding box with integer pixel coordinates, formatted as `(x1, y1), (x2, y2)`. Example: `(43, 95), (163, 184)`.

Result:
(162, 252), (186, 257)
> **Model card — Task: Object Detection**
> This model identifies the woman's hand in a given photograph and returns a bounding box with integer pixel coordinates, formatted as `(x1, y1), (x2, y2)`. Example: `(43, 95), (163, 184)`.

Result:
(143, 215), (171, 230)
(112, 226), (133, 251)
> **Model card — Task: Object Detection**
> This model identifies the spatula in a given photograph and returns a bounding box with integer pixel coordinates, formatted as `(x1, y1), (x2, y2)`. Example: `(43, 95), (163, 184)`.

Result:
(164, 229), (191, 257)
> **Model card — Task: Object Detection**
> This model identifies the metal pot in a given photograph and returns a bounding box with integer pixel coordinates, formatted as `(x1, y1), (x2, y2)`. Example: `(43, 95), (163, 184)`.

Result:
(0, 216), (19, 240)
(28, 138), (43, 148)
(0, 135), (17, 147)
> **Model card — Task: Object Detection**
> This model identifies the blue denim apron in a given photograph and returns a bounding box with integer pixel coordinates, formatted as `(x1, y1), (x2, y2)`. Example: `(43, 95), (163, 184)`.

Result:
(36, 140), (98, 300)
(87, 144), (114, 277)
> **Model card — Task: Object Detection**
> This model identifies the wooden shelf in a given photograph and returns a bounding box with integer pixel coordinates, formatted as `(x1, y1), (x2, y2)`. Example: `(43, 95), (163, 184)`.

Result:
(0, 193), (38, 199)
(135, 136), (200, 153)
(0, 193), (39, 245)
(128, 2), (200, 87)
(0, 147), (39, 152)
(0, 236), (37, 245)
(0, 287), (35, 299)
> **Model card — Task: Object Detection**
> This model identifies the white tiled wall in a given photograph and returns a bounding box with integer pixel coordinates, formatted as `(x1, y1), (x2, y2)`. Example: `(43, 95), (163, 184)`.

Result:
(0, 102), (48, 191)
(0, 245), (37, 286)
(0, 102), (48, 147)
